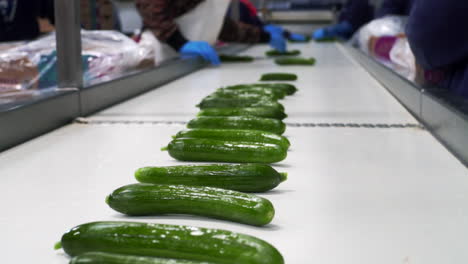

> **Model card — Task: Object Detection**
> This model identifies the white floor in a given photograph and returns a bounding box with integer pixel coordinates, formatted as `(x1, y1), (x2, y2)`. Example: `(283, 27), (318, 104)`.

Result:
(0, 43), (466, 264)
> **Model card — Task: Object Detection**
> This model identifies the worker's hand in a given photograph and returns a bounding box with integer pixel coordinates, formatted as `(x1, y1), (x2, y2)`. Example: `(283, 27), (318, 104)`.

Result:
(312, 28), (332, 40)
(289, 33), (307, 42)
(313, 21), (353, 40)
(180, 41), (220, 66)
(264, 25), (287, 52)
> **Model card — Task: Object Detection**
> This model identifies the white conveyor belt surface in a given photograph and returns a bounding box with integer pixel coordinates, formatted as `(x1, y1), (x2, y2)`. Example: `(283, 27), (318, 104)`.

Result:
(0, 43), (467, 264)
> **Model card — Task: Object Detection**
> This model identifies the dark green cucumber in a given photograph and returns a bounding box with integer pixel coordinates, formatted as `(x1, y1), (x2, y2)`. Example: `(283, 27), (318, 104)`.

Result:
(70, 252), (210, 264)
(163, 138), (287, 163)
(197, 96), (284, 111)
(315, 37), (337, 42)
(135, 164), (287, 193)
(175, 129), (290, 149)
(58, 221), (284, 264)
(219, 54), (254, 63)
(198, 107), (287, 120)
(187, 116), (286, 135)
(260, 73), (298, 81)
(275, 57), (316, 66)
(288, 36), (311, 43)
(214, 88), (285, 100)
(106, 183), (275, 226)
(225, 83), (297, 95)
(265, 49), (301, 57)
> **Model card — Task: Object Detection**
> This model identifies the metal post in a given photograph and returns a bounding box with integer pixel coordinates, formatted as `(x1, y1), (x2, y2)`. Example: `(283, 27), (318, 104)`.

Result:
(54, 0), (83, 89)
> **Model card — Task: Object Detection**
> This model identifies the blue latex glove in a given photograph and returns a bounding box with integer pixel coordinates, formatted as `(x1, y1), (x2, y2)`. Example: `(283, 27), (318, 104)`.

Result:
(264, 25), (287, 52)
(313, 21), (353, 40)
(289, 33), (307, 42)
(179, 41), (220, 66)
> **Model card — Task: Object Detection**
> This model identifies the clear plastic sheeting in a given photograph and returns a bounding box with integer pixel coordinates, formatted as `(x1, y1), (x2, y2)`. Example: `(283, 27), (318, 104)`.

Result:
(0, 30), (155, 105)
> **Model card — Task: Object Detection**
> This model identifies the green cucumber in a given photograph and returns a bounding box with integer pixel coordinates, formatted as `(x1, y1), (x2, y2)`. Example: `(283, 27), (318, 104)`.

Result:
(315, 37), (337, 42)
(70, 252), (210, 264)
(197, 96), (283, 111)
(214, 88), (284, 100)
(260, 73), (298, 81)
(57, 221), (284, 264)
(219, 54), (254, 63)
(175, 129), (290, 149)
(288, 36), (311, 43)
(106, 183), (274, 226)
(275, 57), (316, 66)
(198, 107), (287, 120)
(163, 138), (287, 163)
(265, 49), (301, 57)
(135, 164), (287, 193)
(225, 83), (297, 95)
(187, 116), (286, 135)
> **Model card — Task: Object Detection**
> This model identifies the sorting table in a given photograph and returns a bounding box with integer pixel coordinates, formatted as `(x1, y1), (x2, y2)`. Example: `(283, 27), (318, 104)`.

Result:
(1, 43), (466, 264)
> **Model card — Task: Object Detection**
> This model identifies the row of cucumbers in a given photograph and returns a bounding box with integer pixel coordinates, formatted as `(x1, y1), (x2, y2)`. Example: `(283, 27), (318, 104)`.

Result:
(164, 81), (298, 164)
(56, 75), (298, 264)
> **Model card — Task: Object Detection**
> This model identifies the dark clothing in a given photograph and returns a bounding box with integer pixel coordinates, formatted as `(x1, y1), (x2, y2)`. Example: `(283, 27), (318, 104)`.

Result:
(238, 0), (263, 28)
(377, 0), (415, 17)
(135, 0), (267, 51)
(407, 0), (468, 98)
(339, 0), (374, 33)
(0, 0), (54, 41)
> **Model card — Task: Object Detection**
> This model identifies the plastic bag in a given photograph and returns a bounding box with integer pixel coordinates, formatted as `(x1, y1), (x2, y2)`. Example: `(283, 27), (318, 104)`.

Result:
(0, 30), (155, 97)
(351, 15), (407, 57)
(389, 37), (416, 81)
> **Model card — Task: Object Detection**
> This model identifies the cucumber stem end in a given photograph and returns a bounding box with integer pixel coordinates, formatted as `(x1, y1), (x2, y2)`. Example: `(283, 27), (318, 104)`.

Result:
(280, 172), (288, 182)
(54, 241), (62, 250)
(161, 146), (168, 151)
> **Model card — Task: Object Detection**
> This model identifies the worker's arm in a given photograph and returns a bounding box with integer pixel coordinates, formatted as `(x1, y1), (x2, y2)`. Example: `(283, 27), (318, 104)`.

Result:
(406, 0), (468, 69)
(135, 0), (219, 65)
(313, 0), (373, 40)
(219, 18), (286, 52)
(135, 0), (200, 50)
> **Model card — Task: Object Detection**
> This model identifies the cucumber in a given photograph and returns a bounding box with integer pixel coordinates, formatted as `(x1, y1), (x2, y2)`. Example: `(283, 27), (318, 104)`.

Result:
(275, 57), (316, 66)
(70, 252), (210, 264)
(57, 221), (284, 264)
(135, 164), (287, 193)
(315, 37), (337, 42)
(163, 138), (287, 163)
(265, 49), (301, 57)
(106, 183), (275, 226)
(260, 73), (298, 81)
(187, 116), (286, 135)
(214, 88), (284, 100)
(288, 36), (311, 43)
(219, 54), (254, 62)
(174, 129), (290, 149)
(198, 107), (287, 120)
(225, 83), (297, 95)
(197, 95), (283, 110)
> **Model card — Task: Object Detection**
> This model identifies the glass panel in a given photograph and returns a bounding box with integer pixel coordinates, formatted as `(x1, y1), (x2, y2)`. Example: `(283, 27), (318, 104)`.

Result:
(350, 15), (468, 117)
(0, 0), (63, 108)
(79, 0), (155, 88)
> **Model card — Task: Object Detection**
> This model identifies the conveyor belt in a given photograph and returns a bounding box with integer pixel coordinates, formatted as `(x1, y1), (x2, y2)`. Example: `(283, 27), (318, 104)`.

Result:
(0, 43), (467, 264)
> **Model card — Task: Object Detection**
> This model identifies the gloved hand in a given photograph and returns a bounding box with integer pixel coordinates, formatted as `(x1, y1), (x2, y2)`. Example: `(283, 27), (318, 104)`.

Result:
(264, 24), (287, 52)
(289, 33), (307, 42)
(179, 41), (220, 66)
(312, 21), (353, 40)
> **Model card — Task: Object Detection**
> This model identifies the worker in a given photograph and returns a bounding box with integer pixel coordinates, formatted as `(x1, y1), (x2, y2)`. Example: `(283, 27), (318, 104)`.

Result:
(313, 0), (374, 40)
(0, 0), (54, 42)
(376, 0), (415, 18)
(135, 0), (288, 65)
(235, 0), (308, 42)
(407, 0), (468, 99)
